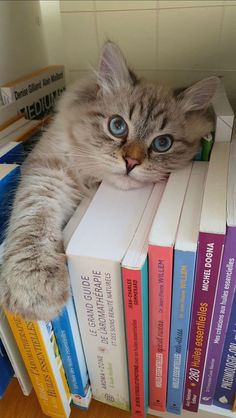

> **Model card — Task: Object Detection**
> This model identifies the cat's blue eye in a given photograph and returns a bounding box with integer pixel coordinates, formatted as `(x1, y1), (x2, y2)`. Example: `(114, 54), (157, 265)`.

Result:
(108, 115), (128, 139)
(151, 135), (173, 153)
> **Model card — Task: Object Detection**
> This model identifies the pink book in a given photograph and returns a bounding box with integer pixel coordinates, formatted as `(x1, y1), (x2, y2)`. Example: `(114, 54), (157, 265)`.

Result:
(183, 142), (230, 413)
(148, 165), (192, 412)
(122, 183), (165, 418)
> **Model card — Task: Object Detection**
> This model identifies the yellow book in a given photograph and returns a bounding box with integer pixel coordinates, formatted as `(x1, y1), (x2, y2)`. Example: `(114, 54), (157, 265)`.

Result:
(5, 312), (71, 418)
(232, 393), (236, 413)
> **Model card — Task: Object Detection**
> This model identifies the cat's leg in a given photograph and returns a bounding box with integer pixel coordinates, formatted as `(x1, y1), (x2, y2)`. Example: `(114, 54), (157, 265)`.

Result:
(0, 161), (83, 321)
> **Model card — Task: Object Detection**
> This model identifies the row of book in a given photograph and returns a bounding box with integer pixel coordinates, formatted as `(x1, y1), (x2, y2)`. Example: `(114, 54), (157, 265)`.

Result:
(62, 81), (236, 417)
(0, 71), (93, 416)
(63, 141), (236, 418)
(0, 110), (45, 401)
(0, 65), (65, 121)
(0, 65), (105, 416)
(0, 75), (235, 418)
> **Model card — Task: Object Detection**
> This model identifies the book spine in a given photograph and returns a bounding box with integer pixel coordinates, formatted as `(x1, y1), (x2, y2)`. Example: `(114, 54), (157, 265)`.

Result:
(149, 245), (173, 411)
(0, 102), (18, 128)
(232, 393), (236, 412)
(52, 298), (92, 409)
(0, 339), (14, 399)
(213, 291), (236, 410)
(183, 232), (225, 412)
(68, 256), (130, 411)
(122, 260), (148, 418)
(17, 79), (65, 120)
(0, 143), (25, 164)
(0, 309), (32, 396)
(0, 166), (21, 244)
(1, 66), (64, 104)
(201, 226), (236, 405)
(167, 249), (197, 415)
(5, 312), (71, 418)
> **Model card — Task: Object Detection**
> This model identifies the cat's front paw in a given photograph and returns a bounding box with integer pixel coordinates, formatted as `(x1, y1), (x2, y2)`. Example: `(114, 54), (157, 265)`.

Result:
(0, 251), (70, 321)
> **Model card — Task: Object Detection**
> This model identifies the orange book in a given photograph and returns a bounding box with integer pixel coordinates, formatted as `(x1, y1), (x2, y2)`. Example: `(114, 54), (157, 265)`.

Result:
(148, 164), (192, 412)
(6, 312), (71, 418)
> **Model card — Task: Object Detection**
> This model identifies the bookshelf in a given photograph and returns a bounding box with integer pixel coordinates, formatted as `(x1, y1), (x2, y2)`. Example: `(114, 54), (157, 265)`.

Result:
(0, 379), (235, 418)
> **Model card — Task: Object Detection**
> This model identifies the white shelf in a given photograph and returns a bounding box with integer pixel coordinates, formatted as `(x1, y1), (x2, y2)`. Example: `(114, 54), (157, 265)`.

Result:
(148, 404), (235, 417)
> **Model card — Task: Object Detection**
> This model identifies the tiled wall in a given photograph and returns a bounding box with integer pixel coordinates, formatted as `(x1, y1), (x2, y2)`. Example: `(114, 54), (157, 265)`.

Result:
(59, 0), (236, 109)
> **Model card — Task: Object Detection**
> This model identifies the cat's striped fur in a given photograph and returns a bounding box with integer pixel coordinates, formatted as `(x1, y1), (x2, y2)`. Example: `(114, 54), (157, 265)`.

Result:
(0, 42), (219, 320)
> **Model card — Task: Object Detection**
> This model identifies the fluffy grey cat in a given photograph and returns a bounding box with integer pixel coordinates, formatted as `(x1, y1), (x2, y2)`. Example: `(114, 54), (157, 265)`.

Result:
(0, 42), (219, 321)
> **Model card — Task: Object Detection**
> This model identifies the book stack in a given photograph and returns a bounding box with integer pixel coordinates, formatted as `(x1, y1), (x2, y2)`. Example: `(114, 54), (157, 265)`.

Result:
(65, 81), (236, 418)
(1, 80), (236, 418)
(0, 65), (65, 120)
(0, 197), (93, 417)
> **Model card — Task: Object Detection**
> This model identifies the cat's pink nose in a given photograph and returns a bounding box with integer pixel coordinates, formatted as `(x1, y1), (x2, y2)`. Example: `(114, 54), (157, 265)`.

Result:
(123, 156), (140, 174)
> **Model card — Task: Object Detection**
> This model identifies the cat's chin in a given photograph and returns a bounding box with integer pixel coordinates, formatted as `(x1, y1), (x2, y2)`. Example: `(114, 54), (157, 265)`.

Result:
(108, 174), (149, 190)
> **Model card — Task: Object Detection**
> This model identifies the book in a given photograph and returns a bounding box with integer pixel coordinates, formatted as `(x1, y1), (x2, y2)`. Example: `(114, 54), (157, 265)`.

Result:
(0, 142), (25, 164)
(213, 290), (236, 410)
(0, 164), (21, 244)
(167, 161), (208, 415)
(52, 298), (92, 410)
(5, 313), (71, 418)
(1, 65), (64, 105)
(212, 81), (234, 143)
(0, 115), (29, 140)
(0, 102), (18, 129)
(122, 182), (166, 418)
(54, 193), (94, 409)
(0, 338), (14, 399)
(148, 163), (192, 412)
(232, 393), (236, 412)
(183, 142), (230, 413)
(66, 181), (155, 410)
(201, 130), (236, 405)
(0, 308), (32, 396)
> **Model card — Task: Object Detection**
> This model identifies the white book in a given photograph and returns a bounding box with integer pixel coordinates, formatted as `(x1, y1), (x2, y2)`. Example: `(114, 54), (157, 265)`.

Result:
(149, 164), (193, 247)
(1, 65), (64, 104)
(0, 308), (32, 396)
(0, 102), (18, 128)
(212, 81), (234, 143)
(66, 181), (154, 410)
(0, 119), (42, 149)
(200, 142), (229, 234)
(0, 116), (30, 141)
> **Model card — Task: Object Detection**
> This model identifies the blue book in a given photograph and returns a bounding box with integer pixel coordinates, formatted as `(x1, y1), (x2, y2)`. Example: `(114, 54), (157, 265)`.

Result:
(167, 162), (208, 415)
(0, 164), (21, 244)
(0, 142), (25, 164)
(213, 290), (236, 410)
(0, 339), (14, 399)
(52, 297), (92, 409)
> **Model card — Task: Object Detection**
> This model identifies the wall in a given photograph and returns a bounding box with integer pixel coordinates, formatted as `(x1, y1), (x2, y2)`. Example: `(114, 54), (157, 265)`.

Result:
(0, 0), (48, 85)
(59, 0), (236, 109)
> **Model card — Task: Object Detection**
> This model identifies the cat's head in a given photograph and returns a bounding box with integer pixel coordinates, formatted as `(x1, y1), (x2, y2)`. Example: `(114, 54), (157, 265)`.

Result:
(61, 41), (219, 189)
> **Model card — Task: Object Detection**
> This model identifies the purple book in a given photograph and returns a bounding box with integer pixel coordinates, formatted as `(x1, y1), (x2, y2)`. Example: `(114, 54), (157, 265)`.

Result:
(201, 226), (236, 405)
(213, 289), (236, 409)
(183, 232), (225, 413)
(183, 142), (230, 413)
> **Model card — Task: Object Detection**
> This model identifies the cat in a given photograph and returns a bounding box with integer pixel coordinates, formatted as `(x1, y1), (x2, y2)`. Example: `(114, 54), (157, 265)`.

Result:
(0, 41), (219, 321)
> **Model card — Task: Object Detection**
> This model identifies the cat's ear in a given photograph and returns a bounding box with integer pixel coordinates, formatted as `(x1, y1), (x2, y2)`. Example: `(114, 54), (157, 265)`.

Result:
(178, 76), (220, 112)
(98, 41), (134, 92)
